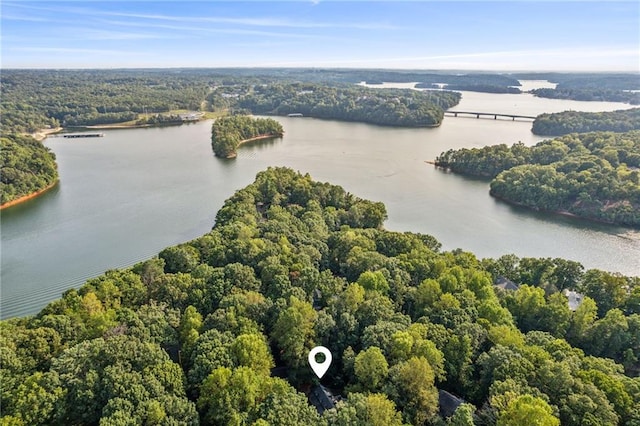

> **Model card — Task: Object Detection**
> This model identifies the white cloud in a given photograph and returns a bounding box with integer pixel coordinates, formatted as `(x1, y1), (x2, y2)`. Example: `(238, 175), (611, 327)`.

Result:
(3, 2), (398, 31)
(9, 47), (150, 56)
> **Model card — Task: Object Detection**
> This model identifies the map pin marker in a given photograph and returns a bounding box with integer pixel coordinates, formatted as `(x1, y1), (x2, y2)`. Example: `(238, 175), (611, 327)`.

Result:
(308, 346), (332, 379)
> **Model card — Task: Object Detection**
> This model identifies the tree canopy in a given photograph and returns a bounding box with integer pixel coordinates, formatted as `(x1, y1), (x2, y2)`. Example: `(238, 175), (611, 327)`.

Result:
(2, 167), (639, 425)
(532, 109), (640, 136)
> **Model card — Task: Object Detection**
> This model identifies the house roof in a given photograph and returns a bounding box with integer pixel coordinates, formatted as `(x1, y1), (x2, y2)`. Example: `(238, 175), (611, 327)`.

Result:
(494, 276), (520, 291)
(308, 384), (341, 414)
(439, 389), (465, 418)
(563, 289), (585, 311)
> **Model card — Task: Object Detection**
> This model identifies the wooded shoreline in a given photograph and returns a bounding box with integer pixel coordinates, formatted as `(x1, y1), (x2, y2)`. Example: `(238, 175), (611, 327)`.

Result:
(0, 180), (58, 210)
(488, 191), (630, 228)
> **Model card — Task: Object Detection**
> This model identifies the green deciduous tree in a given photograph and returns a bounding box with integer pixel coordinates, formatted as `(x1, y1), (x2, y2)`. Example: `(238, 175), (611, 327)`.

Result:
(496, 394), (560, 426)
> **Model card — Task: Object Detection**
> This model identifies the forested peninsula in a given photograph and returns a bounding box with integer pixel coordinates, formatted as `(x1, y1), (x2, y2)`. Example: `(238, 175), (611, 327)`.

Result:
(211, 115), (284, 158)
(532, 108), (640, 136)
(1, 167), (638, 425)
(435, 131), (640, 227)
(217, 83), (461, 127)
(0, 134), (59, 207)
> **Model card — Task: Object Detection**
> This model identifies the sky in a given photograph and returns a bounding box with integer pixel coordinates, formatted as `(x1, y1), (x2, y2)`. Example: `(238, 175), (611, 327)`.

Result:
(1, 1), (639, 71)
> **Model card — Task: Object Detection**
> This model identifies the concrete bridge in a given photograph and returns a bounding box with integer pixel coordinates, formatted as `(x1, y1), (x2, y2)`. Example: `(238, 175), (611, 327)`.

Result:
(445, 110), (537, 121)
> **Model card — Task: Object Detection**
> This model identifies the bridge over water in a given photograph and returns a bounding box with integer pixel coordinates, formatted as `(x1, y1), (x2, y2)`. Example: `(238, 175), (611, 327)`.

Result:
(445, 110), (537, 121)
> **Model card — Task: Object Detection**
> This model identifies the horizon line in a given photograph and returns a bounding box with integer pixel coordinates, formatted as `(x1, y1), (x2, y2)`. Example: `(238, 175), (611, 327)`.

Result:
(2, 66), (639, 74)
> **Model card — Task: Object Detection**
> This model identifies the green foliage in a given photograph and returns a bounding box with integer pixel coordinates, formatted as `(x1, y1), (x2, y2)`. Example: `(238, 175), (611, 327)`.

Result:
(1, 167), (639, 424)
(325, 392), (404, 426)
(211, 114), (284, 158)
(497, 394), (560, 426)
(197, 367), (321, 425)
(447, 403), (476, 426)
(1, 134), (58, 205)
(386, 356), (439, 424)
(437, 131), (640, 227)
(354, 346), (389, 392)
(532, 108), (640, 136)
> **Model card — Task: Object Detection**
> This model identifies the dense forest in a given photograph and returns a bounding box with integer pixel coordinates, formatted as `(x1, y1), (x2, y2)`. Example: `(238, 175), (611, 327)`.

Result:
(532, 108), (640, 136)
(1, 168), (638, 425)
(0, 70), (212, 133)
(435, 131), (640, 227)
(227, 83), (461, 127)
(211, 115), (284, 158)
(0, 134), (59, 206)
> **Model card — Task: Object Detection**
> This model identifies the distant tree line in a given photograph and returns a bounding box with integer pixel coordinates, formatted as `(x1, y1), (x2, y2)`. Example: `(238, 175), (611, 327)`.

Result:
(0, 70), (211, 133)
(514, 73), (640, 91)
(533, 108), (640, 135)
(135, 114), (184, 126)
(531, 88), (640, 105)
(435, 131), (640, 227)
(211, 115), (284, 158)
(416, 83), (521, 94)
(1, 134), (58, 205)
(1, 167), (638, 425)
(517, 72), (640, 105)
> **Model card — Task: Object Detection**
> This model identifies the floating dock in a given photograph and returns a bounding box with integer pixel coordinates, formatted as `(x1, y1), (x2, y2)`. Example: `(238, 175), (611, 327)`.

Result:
(62, 133), (105, 138)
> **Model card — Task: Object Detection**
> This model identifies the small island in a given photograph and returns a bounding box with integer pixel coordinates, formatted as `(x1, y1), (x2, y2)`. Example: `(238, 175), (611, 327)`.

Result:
(211, 115), (284, 158)
(434, 131), (640, 227)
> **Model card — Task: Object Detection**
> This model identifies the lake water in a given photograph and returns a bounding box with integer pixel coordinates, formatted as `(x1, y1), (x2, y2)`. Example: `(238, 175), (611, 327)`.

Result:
(1, 84), (638, 318)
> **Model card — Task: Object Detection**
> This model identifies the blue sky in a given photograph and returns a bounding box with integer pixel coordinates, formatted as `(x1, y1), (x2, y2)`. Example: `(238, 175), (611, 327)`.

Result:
(2, 1), (639, 71)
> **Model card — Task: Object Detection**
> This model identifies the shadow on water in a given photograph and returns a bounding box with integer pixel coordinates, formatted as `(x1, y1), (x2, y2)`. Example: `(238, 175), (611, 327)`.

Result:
(496, 198), (639, 238)
(1, 184), (61, 220)
(241, 136), (283, 152)
(432, 166), (638, 239)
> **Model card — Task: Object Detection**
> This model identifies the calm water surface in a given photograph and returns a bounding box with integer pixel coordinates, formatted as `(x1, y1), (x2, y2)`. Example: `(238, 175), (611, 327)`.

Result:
(2, 86), (638, 318)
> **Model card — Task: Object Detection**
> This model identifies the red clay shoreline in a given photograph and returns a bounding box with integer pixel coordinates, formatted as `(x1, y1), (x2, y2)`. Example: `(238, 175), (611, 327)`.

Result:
(224, 133), (284, 158)
(428, 161), (636, 228)
(0, 180), (59, 210)
(488, 191), (631, 227)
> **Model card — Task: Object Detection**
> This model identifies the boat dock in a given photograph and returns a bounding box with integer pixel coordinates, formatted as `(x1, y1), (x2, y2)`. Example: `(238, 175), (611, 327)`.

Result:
(62, 133), (105, 138)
